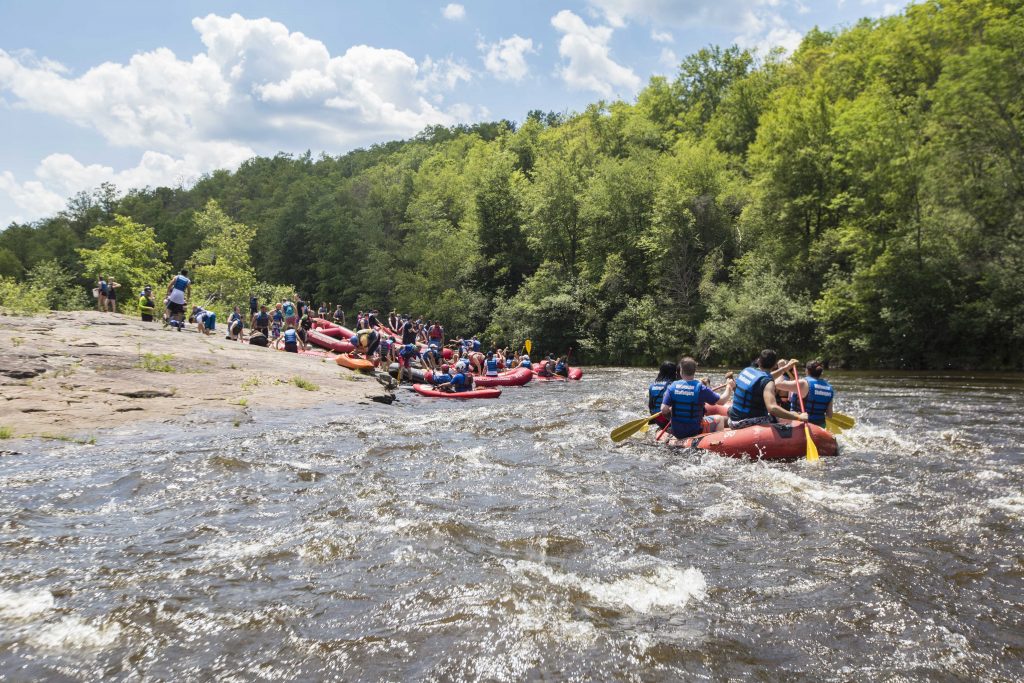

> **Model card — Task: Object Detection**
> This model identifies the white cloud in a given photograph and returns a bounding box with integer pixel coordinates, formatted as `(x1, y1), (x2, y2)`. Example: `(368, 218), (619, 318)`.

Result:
(550, 10), (640, 98)
(0, 13), (478, 224)
(442, 3), (466, 20)
(480, 35), (537, 82)
(735, 10), (803, 54)
(650, 29), (674, 43)
(659, 48), (679, 70)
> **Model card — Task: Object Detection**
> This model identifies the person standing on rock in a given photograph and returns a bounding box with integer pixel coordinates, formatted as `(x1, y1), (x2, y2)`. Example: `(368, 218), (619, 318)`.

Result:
(165, 268), (191, 331)
(139, 286), (156, 322)
(105, 280), (120, 313)
(97, 275), (108, 312)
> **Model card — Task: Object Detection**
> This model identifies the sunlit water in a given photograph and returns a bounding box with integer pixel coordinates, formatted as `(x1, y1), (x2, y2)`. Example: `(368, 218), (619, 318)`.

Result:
(1, 369), (1022, 680)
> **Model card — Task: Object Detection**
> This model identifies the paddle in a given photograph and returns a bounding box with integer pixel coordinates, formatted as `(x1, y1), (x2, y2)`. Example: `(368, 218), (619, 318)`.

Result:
(610, 413), (661, 442)
(825, 417), (845, 434)
(525, 339), (532, 356)
(829, 412), (855, 429)
(655, 420), (671, 442)
(791, 366), (819, 462)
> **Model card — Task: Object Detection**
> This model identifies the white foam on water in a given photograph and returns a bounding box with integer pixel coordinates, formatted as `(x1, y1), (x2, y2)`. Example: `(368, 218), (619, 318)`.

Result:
(510, 560), (706, 613)
(988, 496), (1024, 516)
(0, 588), (54, 621)
(28, 615), (121, 652)
(204, 529), (293, 562)
(975, 469), (1004, 481)
(745, 467), (875, 512)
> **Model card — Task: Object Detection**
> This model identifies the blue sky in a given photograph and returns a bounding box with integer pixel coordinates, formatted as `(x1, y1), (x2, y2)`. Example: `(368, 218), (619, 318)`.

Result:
(0, 0), (904, 227)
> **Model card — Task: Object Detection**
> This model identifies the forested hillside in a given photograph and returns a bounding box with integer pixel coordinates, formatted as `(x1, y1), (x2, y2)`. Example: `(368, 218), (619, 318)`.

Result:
(1, 0), (1021, 368)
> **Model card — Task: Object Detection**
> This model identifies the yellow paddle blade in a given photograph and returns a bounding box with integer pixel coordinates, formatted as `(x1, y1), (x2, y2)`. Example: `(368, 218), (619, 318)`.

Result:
(830, 412), (855, 429)
(525, 339), (532, 355)
(610, 413), (660, 442)
(825, 417), (845, 435)
(804, 423), (819, 462)
(640, 421), (650, 433)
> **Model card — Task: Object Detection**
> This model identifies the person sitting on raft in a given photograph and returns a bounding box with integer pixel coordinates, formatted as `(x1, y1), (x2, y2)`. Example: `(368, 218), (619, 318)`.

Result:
(436, 367), (474, 393)
(276, 324), (306, 353)
(660, 356), (734, 438)
(518, 353), (532, 369)
(537, 358), (555, 377)
(227, 306), (245, 341)
(773, 359), (834, 428)
(728, 349), (807, 429)
(431, 363), (452, 386)
(349, 329), (380, 359)
(648, 361), (679, 428)
(554, 356), (569, 377)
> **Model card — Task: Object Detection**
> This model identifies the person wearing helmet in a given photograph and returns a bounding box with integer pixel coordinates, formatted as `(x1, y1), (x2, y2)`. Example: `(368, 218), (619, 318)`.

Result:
(349, 329), (380, 358)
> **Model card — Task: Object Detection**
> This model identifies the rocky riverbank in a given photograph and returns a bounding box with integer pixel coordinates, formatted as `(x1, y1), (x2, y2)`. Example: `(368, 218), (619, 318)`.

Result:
(0, 310), (378, 441)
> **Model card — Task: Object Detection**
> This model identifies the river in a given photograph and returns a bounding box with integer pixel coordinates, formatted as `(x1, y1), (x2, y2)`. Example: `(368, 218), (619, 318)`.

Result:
(1, 369), (1022, 681)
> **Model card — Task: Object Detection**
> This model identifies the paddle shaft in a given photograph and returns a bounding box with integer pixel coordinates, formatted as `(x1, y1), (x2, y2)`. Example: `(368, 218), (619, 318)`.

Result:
(791, 366), (819, 461)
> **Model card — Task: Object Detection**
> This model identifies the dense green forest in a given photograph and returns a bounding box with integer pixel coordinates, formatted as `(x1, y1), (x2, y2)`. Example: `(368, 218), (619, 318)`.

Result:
(1, 0), (1021, 368)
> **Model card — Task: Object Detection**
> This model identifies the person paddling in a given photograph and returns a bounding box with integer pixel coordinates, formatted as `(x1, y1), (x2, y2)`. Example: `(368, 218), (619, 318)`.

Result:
(648, 361), (679, 429)
(727, 349), (807, 429)
(660, 356), (734, 439)
(774, 360), (834, 428)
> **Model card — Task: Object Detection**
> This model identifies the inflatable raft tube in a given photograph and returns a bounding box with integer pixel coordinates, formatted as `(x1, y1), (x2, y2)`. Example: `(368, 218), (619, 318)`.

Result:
(307, 329), (354, 353)
(669, 420), (838, 460)
(530, 364), (581, 381)
(336, 354), (375, 372)
(412, 384), (502, 399)
(277, 347), (335, 359)
(475, 367), (534, 387)
(387, 363), (431, 384)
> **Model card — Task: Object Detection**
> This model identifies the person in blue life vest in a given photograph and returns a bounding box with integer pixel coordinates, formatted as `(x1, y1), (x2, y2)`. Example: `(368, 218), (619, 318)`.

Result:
(395, 343), (419, 382)
(435, 367), (474, 393)
(276, 324), (306, 353)
(96, 275), (108, 312)
(773, 359), (834, 428)
(249, 293), (258, 319)
(421, 344), (442, 371)
(164, 269), (191, 330)
(430, 363), (453, 386)
(727, 349), (807, 429)
(227, 306), (245, 341)
(271, 303), (284, 339)
(648, 361), (679, 428)
(484, 351), (500, 377)
(252, 304), (270, 338)
(554, 355), (569, 377)
(659, 357), (735, 438)
(282, 299), (297, 328)
(518, 353), (532, 370)
(190, 305), (216, 335)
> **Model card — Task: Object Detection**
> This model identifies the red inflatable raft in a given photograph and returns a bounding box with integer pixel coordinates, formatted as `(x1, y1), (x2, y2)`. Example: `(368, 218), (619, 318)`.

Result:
(669, 420), (838, 460)
(474, 367), (533, 387)
(412, 384), (502, 399)
(307, 329), (354, 353)
(530, 363), (583, 380)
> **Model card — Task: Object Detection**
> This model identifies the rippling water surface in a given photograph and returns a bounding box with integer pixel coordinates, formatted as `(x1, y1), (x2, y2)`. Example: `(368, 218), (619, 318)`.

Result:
(2, 369), (1023, 681)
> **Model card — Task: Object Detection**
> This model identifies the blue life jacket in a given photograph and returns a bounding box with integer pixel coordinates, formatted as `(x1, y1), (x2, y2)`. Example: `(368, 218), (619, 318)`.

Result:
(432, 373), (452, 385)
(791, 377), (833, 427)
(255, 312), (269, 326)
(172, 275), (189, 292)
(99, 280), (107, 294)
(472, 339), (481, 352)
(666, 379), (705, 437)
(272, 310), (283, 323)
(283, 328), (297, 344)
(401, 344), (418, 358)
(648, 381), (670, 414)
(283, 302), (295, 317)
(729, 366), (771, 421)
(555, 361), (567, 374)
(520, 358), (532, 369)
(485, 358), (499, 375)
(451, 373), (471, 392)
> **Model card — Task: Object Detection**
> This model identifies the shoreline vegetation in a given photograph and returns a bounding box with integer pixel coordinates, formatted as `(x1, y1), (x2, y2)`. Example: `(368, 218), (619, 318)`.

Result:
(0, 311), (374, 441)
(1, 0), (1021, 371)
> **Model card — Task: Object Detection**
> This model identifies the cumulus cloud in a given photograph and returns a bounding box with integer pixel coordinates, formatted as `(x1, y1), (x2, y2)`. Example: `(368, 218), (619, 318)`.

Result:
(550, 10), (640, 98)
(0, 13), (476, 224)
(735, 9), (803, 54)
(442, 3), (466, 20)
(650, 29), (674, 43)
(480, 35), (537, 82)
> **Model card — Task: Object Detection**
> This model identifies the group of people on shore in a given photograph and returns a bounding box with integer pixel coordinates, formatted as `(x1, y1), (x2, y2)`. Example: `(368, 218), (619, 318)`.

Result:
(649, 349), (835, 442)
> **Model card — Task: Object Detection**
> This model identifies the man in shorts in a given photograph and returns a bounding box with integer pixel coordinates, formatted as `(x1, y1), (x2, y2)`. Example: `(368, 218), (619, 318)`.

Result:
(164, 269), (191, 331)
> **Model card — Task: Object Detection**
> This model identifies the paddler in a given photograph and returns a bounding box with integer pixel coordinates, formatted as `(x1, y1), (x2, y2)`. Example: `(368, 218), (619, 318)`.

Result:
(660, 356), (734, 438)
(430, 363), (452, 386)
(554, 355), (569, 377)
(139, 286), (156, 322)
(436, 367), (474, 393)
(774, 360), (834, 428)
(648, 361), (679, 428)
(484, 351), (500, 377)
(727, 350), (807, 429)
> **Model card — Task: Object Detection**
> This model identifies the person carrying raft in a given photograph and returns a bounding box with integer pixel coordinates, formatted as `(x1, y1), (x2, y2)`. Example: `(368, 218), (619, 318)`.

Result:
(773, 359), (834, 428)
(349, 328), (380, 359)
(659, 356), (734, 438)
(727, 349), (807, 429)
